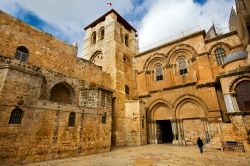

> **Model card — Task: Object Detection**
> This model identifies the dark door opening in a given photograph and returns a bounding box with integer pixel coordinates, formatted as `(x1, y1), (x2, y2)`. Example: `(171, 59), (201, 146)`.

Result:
(157, 120), (173, 143)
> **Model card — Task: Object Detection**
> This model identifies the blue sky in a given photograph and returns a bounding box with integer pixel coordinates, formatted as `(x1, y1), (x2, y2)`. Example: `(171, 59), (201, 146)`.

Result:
(0, 0), (234, 55)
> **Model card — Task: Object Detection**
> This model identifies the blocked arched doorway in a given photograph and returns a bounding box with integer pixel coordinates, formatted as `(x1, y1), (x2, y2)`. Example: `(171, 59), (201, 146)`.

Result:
(49, 82), (75, 104)
(175, 97), (208, 145)
(147, 100), (175, 144)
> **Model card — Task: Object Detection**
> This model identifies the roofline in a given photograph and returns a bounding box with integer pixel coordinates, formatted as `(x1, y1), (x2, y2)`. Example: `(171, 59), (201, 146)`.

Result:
(135, 30), (206, 58)
(84, 9), (137, 32)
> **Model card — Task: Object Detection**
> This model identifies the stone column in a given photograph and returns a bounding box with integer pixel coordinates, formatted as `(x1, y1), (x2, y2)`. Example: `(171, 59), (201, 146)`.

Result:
(171, 119), (179, 145)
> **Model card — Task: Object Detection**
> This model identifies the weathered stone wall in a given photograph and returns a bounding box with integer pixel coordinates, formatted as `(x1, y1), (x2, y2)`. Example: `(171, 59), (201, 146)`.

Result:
(0, 10), (112, 90)
(124, 100), (146, 146)
(0, 57), (113, 165)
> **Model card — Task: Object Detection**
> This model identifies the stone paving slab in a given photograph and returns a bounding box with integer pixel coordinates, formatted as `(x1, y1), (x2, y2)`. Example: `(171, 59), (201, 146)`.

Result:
(24, 144), (250, 166)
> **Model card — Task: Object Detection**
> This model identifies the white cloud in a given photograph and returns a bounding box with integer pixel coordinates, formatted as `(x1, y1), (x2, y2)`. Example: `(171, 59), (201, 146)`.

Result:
(138, 0), (235, 50)
(0, 0), (235, 54)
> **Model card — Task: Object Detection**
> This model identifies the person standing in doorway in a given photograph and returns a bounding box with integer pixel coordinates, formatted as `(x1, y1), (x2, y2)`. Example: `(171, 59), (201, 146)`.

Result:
(197, 137), (204, 153)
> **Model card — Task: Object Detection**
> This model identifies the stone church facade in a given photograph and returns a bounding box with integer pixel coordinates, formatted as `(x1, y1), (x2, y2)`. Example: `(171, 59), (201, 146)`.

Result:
(0, 0), (250, 165)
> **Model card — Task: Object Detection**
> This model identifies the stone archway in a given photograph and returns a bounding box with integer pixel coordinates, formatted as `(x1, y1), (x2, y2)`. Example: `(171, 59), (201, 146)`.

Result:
(49, 82), (75, 104)
(147, 100), (175, 144)
(174, 95), (209, 145)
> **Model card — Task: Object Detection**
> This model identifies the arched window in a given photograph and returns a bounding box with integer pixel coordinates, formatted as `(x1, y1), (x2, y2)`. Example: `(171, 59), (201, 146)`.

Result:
(178, 57), (188, 75)
(102, 112), (107, 124)
(215, 47), (226, 65)
(125, 85), (129, 95)
(91, 31), (97, 44)
(99, 27), (105, 40)
(155, 64), (163, 81)
(9, 107), (23, 124)
(236, 81), (250, 112)
(68, 112), (76, 127)
(125, 35), (129, 47)
(50, 82), (75, 104)
(15, 46), (28, 62)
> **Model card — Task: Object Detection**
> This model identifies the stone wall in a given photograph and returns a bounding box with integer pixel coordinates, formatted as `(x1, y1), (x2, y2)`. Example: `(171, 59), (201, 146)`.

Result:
(124, 100), (146, 146)
(0, 57), (113, 165)
(0, 10), (112, 90)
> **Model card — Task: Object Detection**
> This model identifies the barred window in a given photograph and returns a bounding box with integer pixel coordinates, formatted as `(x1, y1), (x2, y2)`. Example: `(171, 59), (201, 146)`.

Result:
(68, 112), (76, 127)
(102, 112), (107, 124)
(9, 108), (23, 124)
(178, 57), (188, 75)
(15, 46), (28, 62)
(155, 64), (163, 81)
(215, 47), (225, 65)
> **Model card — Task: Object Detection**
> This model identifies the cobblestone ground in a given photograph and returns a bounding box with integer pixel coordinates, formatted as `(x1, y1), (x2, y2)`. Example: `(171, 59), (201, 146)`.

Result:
(25, 145), (250, 166)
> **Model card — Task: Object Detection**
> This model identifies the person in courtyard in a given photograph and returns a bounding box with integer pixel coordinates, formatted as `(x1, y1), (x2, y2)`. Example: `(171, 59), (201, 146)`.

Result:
(197, 137), (204, 153)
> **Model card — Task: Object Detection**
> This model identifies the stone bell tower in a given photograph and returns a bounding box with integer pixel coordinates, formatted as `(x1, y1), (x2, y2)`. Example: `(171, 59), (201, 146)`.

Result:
(82, 9), (139, 146)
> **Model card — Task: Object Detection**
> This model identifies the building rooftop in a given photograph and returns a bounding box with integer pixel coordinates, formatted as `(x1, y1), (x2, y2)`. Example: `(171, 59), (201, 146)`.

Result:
(84, 9), (137, 32)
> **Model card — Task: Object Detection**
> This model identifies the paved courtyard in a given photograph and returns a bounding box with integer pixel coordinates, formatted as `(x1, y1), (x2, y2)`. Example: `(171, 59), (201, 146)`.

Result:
(25, 145), (250, 166)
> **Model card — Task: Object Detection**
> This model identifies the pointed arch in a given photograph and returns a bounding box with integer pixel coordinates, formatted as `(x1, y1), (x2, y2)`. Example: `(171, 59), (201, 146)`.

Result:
(143, 53), (168, 71)
(50, 82), (75, 104)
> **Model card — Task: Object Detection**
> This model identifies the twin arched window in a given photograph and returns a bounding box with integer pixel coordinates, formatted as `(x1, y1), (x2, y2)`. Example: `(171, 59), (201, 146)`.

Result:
(178, 57), (188, 75)
(91, 27), (105, 45)
(215, 47), (226, 65)
(15, 46), (28, 62)
(155, 64), (163, 81)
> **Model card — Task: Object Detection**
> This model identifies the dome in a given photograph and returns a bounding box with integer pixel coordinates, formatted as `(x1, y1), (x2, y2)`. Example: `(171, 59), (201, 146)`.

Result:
(223, 50), (248, 65)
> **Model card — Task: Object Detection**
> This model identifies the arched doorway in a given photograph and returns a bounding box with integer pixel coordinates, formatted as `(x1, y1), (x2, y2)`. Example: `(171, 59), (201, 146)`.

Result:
(50, 82), (75, 104)
(175, 99), (207, 145)
(236, 81), (250, 112)
(147, 100), (175, 144)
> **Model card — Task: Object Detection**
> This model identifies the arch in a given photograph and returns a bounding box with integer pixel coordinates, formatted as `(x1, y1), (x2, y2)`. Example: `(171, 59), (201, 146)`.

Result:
(49, 82), (75, 104)
(91, 31), (97, 44)
(90, 50), (103, 66)
(230, 76), (250, 92)
(174, 94), (208, 118)
(99, 27), (105, 40)
(68, 112), (76, 127)
(9, 107), (23, 124)
(235, 80), (250, 112)
(208, 42), (232, 54)
(15, 46), (29, 62)
(143, 53), (168, 71)
(147, 99), (173, 121)
(166, 44), (198, 64)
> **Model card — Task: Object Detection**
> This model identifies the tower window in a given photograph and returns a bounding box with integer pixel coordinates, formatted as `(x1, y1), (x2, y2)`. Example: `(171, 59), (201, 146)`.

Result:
(68, 112), (76, 127)
(91, 31), (97, 44)
(9, 107), (23, 124)
(155, 64), (163, 81)
(125, 35), (129, 47)
(215, 47), (225, 65)
(125, 85), (129, 95)
(99, 27), (105, 40)
(15, 46), (28, 62)
(178, 57), (188, 75)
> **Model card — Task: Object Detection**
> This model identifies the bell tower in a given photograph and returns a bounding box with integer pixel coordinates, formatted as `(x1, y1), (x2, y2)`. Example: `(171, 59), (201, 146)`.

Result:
(82, 9), (139, 146)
